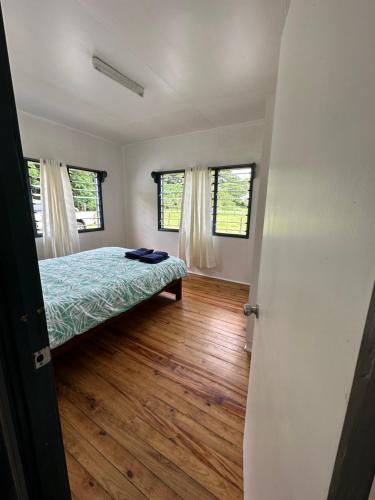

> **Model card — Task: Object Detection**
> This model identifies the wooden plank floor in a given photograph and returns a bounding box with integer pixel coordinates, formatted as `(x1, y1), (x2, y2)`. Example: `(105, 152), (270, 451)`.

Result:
(54, 273), (250, 499)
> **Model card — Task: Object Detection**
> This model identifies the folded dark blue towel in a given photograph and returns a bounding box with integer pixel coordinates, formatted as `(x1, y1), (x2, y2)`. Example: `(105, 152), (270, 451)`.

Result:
(140, 251), (169, 264)
(153, 251), (169, 258)
(125, 248), (154, 259)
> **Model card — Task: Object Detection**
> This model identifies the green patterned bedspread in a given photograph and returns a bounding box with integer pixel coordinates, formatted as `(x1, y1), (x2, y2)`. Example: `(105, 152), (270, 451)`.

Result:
(39, 247), (187, 349)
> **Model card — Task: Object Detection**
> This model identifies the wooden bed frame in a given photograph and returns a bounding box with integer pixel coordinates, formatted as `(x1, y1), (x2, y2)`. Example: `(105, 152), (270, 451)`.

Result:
(52, 277), (182, 357)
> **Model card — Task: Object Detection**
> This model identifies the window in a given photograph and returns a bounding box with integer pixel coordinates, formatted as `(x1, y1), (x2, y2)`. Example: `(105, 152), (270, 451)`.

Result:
(158, 171), (185, 231)
(67, 167), (104, 232)
(154, 164), (254, 237)
(25, 160), (43, 236)
(25, 159), (105, 235)
(212, 166), (253, 238)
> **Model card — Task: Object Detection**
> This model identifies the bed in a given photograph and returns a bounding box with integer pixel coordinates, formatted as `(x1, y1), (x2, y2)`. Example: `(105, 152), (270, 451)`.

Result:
(39, 247), (187, 352)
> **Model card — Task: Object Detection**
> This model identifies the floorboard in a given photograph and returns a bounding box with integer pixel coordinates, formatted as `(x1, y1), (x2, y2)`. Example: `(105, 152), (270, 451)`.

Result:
(55, 273), (250, 499)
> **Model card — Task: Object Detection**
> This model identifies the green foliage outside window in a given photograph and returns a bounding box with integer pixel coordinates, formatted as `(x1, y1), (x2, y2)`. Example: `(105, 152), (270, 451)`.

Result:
(28, 161), (41, 201)
(214, 168), (251, 235)
(160, 173), (184, 230)
(68, 169), (98, 211)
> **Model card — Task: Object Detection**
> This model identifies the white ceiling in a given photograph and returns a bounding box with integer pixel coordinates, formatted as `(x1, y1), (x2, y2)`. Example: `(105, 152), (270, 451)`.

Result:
(3, 0), (287, 144)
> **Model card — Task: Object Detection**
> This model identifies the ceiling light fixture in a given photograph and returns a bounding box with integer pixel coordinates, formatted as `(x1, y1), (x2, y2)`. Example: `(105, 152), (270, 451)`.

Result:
(92, 55), (144, 97)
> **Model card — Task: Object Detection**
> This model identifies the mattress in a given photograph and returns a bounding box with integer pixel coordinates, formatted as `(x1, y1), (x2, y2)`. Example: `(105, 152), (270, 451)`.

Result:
(39, 247), (187, 349)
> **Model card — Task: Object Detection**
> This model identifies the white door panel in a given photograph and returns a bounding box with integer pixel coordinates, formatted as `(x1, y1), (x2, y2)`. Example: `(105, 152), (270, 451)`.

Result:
(244, 1), (375, 499)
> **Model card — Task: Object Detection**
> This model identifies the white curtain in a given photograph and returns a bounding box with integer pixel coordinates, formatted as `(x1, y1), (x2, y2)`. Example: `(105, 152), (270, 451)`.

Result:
(178, 166), (216, 269)
(40, 159), (80, 258)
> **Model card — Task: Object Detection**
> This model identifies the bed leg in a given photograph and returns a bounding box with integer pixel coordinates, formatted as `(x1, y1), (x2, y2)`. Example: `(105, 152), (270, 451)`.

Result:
(176, 278), (182, 301)
(173, 278), (182, 301)
(164, 278), (182, 301)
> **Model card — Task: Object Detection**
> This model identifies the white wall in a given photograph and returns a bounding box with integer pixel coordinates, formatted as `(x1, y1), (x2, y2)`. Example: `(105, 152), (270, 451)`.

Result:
(122, 121), (264, 283)
(244, 1), (375, 499)
(18, 112), (126, 259)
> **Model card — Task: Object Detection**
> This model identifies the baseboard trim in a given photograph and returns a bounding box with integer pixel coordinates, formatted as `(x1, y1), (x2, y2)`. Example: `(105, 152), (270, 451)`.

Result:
(187, 270), (250, 286)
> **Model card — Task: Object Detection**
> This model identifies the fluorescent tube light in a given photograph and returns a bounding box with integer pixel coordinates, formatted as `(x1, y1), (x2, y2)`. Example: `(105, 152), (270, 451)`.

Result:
(92, 55), (144, 97)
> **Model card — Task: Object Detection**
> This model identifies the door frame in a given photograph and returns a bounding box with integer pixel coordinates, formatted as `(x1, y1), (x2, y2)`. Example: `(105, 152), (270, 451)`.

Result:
(0, 3), (70, 498)
(328, 282), (375, 499)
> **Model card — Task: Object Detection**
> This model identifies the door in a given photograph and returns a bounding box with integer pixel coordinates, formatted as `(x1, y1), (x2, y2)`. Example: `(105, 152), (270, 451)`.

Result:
(0, 4), (70, 498)
(243, 1), (375, 499)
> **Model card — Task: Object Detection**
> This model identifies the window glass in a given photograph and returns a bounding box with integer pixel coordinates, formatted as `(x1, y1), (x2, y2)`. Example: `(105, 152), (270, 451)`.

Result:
(68, 168), (104, 231)
(159, 172), (185, 231)
(213, 167), (252, 237)
(26, 160), (42, 235)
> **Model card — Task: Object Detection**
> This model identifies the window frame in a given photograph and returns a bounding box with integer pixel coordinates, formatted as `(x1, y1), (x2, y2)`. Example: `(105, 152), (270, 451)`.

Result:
(154, 169), (185, 233)
(212, 164), (255, 239)
(152, 163), (255, 238)
(24, 158), (106, 236)
(67, 164), (106, 234)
